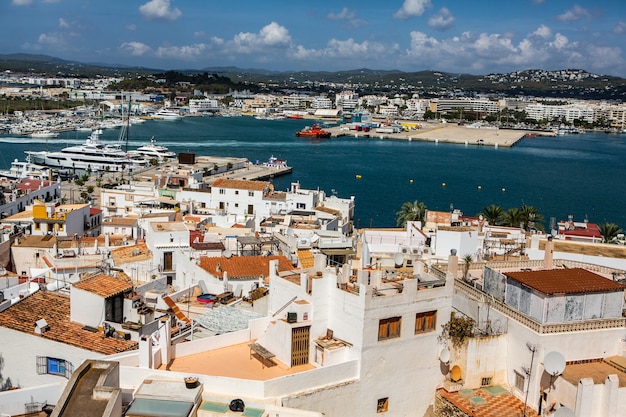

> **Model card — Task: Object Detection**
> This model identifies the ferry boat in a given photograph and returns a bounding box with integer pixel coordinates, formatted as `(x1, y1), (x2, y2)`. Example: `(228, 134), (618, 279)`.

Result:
(295, 124), (331, 138)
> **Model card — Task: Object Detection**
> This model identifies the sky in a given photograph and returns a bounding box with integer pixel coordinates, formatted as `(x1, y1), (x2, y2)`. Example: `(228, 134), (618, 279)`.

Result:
(3, 0), (626, 77)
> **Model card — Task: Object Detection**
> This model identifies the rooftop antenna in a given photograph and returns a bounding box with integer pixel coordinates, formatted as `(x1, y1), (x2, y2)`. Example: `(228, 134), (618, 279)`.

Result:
(523, 343), (537, 417)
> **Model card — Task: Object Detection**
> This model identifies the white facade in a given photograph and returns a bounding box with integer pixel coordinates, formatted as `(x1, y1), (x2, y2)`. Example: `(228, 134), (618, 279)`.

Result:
(189, 98), (220, 114)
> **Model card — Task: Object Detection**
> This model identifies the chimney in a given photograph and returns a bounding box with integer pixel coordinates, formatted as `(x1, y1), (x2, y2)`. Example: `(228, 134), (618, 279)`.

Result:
(448, 249), (459, 279)
(544, 236), (554, 269)
(34, 318), (49, 334)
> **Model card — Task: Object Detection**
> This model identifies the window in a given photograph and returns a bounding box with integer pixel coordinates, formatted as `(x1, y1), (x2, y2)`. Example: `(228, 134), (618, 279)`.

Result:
(377, 397), (389, 413)
(378, 317), (401, 341)
(125, 194), (134, 201)
(248, 191), (254, 197)
(34, 222), (40, 230)
(36, 356), (73, 379)
(415, 311), (437, 334)
(219, 189), (225, 194)
(234, 203), (238, 208)
(105, 294), (124, 323)
(481, 376), (492, 386)
(109, 198), (115, 206)
(296, 202), (306, 209)
(235, 190), (239, 195)
(514, 370), (525, 391)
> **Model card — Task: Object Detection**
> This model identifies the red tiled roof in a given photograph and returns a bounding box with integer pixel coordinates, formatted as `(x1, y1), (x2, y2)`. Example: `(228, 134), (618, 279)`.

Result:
(212, 178), (268, 191)
(73, 274), (133, 297)
(0, 291), (137, 355)
(438, 387), (539, 417)
(90, 207), (102, 215)
(199, 255), (293, 279)
(505, 268), (626, 295)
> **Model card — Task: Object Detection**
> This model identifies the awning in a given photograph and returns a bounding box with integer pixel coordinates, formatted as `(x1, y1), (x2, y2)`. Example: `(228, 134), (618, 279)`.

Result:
(321, 248), (355, 256)
(156, 196), (179, 205)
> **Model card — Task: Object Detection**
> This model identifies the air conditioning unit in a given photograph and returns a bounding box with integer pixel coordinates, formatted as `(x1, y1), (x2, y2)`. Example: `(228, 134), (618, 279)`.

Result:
(144, 291), (161, 308)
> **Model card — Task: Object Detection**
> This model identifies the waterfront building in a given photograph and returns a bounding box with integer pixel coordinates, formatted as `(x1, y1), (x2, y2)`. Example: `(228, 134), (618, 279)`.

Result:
(525, 102), (595, 123)
(335, 90), (359, 111)
(189, 98), (221, 114)
(429, 98), (500, 116)
(311, 96), (333, 109)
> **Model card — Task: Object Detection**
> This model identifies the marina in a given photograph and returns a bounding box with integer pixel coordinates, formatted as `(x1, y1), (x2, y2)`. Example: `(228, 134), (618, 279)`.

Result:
(1, 115), (625, 229)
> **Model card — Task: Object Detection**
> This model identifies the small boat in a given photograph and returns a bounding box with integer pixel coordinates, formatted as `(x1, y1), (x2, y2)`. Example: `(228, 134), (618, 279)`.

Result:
(152, 108), (182, 121)
(30, 130), (59, 138)
(296, 124), (331, 138)
(263, 155), (288, 168)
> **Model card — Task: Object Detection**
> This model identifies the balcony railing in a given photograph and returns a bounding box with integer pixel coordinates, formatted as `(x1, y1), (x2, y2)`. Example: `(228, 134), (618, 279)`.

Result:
(455, 278), (626, 334)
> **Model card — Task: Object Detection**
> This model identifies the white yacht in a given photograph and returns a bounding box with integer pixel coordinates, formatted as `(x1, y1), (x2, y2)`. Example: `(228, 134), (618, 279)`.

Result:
(153, 108), (182, 121)
(26, 130), (145, 172)
(128, 136), (176, 162)
(0, 157), (49, 181)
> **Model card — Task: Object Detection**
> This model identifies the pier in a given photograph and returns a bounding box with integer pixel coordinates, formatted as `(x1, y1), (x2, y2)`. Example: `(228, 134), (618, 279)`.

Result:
(324, 122), (532, 147)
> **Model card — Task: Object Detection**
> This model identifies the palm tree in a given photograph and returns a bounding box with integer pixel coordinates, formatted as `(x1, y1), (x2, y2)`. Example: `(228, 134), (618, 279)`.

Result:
(462, 254), (473, 282)
(520, 204), (545, 231)
(396, 200), (427, 227)
(479, 204), (503, 225)
(501, 207), (524, 228)
(598, 223), (622, 243)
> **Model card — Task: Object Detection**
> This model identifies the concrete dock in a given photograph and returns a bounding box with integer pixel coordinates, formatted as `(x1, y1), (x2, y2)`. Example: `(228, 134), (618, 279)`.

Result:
(326, 122), (535, 147)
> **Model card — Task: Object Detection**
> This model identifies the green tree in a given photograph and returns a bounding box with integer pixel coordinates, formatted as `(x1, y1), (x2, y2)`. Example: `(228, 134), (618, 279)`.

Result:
(520, 204), (545, 231)
(598, 223), (622, 243)
(74, 178), (85, 187)
(479, 204), (503, 225)
(502, 207), (524, 228)
(395, 200), (427, 227)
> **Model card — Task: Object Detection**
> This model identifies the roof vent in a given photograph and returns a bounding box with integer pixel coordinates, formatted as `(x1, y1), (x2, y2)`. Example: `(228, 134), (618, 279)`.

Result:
(34, 318), (49, 334)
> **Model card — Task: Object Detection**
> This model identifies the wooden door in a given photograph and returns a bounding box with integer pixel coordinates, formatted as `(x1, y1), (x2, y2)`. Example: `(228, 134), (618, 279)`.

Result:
(291, 326), (310, 367)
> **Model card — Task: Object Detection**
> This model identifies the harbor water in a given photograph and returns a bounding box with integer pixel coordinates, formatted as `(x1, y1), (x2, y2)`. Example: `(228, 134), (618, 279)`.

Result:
(0, 116), (625, 230)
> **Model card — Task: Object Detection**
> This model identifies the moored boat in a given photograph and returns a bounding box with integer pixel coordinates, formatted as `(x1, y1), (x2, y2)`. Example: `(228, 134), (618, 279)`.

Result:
(296, 124), (331, 138)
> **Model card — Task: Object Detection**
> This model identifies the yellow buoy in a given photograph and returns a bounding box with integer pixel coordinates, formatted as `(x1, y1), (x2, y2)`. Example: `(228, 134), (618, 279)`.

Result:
(442, 182), (446, 187)
(355, 174), (362, 179)
(501, 187), (506, 192)
(477, 185), (482, 190)
(409, 179), (413, 183)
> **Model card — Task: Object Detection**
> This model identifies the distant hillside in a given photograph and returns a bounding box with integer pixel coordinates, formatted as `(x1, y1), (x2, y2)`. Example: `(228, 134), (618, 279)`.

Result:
(1, 53), (626, 99)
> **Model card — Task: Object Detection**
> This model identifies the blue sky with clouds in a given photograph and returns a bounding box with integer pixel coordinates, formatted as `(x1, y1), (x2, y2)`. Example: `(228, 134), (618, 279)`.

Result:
(3, 0), (626, 77)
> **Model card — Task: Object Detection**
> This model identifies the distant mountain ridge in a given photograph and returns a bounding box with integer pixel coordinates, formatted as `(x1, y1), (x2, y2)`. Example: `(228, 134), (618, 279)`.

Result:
(1, 53), (625, 99)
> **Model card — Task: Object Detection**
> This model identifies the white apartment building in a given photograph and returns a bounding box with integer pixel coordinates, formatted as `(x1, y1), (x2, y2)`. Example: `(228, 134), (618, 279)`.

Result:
(525, 102), (595, 123)
(189, 98), (220, 114)
(429, 98), (500, 115)
(311, 96), (333, 109)
(335, 90), (359, 111)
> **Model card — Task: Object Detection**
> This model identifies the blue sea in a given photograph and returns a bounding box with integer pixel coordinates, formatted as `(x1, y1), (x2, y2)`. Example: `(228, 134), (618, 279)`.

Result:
(1, 116), (625, 230)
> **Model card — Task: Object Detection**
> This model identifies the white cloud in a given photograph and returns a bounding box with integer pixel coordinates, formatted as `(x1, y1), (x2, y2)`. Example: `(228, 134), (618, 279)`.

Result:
(394, 0), (432, 20)
(126, 24), (137, 31)
(58, 18), (69, 29)
(532, 24), (551, 39)
(43, 0), (62, 3)
(232, 22), (291, 54)
(12, 0), (33, 5)
(121, 41), (152, 56)
(556, 5), (592, 22)
(613, 21), (626, 35)
(139, 0), (182, 21)
(428, 7), (454, 31)
(327, 7), (366, 28)
(156, 43), (208, 60)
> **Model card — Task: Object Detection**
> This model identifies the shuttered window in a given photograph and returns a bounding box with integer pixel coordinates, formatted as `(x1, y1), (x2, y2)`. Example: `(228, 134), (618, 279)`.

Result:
(415, 310), (437, 334)
(36, 356), (74, 379)
(378, 317), (402, 341)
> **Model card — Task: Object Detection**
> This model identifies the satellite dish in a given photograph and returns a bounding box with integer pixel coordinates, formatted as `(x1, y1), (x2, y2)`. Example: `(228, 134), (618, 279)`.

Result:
(394, 253), (404, 267)
(223, 250), (232, 259)
(554, 407), (574, 417)
(544, 351), (566, 376)
(450, 365), (462, 382)
(439, 348), (450, 364)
